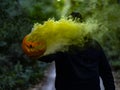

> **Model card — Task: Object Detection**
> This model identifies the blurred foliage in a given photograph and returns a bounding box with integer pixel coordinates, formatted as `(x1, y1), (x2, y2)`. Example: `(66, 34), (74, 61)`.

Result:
(0, 0), (120, 89)
(68, 0), (120, 69)
(111, 60), (120, 71)
(0, 0), (59, 89)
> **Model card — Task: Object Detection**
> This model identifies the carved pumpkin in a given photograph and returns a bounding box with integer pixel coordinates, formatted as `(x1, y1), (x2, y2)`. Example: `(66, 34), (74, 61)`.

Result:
(22, 35), (46, 59)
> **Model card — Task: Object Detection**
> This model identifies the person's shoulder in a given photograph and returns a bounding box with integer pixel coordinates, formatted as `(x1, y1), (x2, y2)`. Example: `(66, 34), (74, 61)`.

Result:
(88, 39), (102, 51)
(67, 39), (103, 53)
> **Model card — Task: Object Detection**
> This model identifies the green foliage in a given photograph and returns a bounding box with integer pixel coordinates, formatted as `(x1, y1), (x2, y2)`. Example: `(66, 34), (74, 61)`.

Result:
(92, 4), (120, 61)
(19, 0), (59, 22)
(111, 61), (120, 71)
(0, 61), (47, 90)
(0, 0), (58, 89)
(69, 0), (120, 62)
(0, 0), (22, 17)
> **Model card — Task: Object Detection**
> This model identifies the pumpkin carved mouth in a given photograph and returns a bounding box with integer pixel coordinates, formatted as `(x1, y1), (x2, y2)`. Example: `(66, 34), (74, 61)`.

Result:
(22, 35), (46, 59)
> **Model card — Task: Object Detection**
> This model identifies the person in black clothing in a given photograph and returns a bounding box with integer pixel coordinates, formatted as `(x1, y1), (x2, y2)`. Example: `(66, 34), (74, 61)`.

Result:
(38, 12), (115, 90)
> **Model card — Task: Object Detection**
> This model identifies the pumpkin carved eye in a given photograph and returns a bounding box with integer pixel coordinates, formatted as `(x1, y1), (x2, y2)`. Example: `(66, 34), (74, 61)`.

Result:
(27, 44), (33, 48)
(22, 35), (46, 59)
(29, 45), (33, 48)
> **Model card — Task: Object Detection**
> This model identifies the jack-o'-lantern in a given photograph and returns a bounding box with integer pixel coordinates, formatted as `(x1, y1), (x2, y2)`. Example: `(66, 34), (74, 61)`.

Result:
(22, 35), (46, 59)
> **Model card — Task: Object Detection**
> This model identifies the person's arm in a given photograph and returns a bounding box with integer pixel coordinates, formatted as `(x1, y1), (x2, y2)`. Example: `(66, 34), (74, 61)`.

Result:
(98, 46), (115, 90)
(38, 52), (63, 63)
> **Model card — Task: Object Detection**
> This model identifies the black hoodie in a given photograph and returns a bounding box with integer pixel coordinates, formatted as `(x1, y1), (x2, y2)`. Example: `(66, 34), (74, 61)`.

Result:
(38, 40), (115, 90)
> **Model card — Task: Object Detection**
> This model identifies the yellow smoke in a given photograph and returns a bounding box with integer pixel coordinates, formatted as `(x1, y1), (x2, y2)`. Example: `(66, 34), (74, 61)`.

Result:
(26, 18), (98, 55)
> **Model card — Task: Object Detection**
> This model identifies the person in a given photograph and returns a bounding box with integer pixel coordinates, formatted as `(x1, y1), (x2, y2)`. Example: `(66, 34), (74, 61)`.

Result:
(38, 12), (115, 90)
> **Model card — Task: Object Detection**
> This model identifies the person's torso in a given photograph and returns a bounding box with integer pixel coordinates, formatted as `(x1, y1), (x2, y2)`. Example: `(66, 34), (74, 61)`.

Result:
(55, 42), (101, 90)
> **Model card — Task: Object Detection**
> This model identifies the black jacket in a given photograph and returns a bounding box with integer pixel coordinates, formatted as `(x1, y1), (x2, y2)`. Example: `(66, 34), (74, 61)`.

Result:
(38, 40), (115, 90)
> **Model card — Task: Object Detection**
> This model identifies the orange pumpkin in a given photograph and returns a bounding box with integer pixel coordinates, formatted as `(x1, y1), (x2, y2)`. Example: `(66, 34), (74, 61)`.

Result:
(22, 35), (46, 59)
